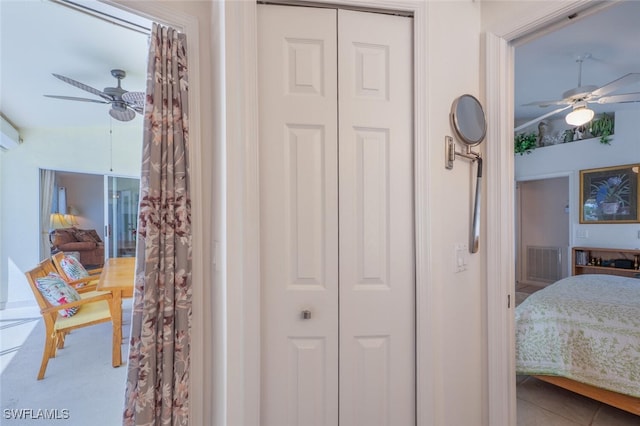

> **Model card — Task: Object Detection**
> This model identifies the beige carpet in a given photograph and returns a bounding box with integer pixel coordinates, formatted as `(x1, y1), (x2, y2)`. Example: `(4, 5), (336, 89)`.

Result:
(0, 300), (131, 425)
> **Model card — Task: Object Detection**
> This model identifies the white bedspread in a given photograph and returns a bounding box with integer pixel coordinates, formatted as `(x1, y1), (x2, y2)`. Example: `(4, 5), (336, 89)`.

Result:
(515, 274), (640, 397)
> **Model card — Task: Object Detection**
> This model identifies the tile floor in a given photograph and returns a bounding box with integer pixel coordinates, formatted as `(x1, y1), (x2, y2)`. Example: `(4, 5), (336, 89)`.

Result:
(515, 282), (639, 425)
(517, 375), (639, 425)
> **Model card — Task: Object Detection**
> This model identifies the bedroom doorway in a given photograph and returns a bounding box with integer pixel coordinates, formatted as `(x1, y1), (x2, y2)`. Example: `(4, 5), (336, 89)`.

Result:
(515, 176), (570, 292)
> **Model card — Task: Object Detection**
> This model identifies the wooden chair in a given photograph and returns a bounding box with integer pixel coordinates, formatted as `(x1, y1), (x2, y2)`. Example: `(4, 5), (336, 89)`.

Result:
(51, 251), (102, 292)
(24, 259), (122, 379)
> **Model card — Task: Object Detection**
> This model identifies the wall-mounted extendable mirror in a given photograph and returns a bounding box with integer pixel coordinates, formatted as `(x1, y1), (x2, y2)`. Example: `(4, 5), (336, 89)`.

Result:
(451, 94), (487, 146)
(446, 94), (487, 253)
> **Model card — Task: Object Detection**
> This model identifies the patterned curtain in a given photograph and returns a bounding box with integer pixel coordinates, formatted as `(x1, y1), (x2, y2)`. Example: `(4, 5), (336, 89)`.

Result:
(123, 23), (191, 426)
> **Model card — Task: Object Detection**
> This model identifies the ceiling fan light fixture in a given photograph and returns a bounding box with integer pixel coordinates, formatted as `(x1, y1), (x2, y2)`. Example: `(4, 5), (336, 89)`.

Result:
(565, 102), (594, 126)
(109, 107), (136, 122)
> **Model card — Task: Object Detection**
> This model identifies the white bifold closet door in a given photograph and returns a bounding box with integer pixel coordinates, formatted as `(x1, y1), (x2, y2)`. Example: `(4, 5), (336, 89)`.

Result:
(258, 4), (414, 426)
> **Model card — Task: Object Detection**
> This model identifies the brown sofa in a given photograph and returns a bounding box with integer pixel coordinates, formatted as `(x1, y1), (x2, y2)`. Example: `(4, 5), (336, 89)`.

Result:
(49, 227), (105, 267)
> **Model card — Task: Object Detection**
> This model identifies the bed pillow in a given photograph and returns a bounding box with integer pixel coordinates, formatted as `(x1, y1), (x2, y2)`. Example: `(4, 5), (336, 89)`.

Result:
(35, 273), (81, 317)
(59, 255), (90, 281)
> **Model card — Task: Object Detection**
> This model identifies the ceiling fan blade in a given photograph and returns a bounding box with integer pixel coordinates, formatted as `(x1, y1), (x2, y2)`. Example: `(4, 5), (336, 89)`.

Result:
(122, 91), (145, 108)
(514, 105), (572, 133)
(595, 92), (640, 104)
(44, 94), (109, 104)
(52, 73), (113, 101)
(109, 107), (136, 122)
(590, 73), (640, 98)
(522, 99), (571, 108)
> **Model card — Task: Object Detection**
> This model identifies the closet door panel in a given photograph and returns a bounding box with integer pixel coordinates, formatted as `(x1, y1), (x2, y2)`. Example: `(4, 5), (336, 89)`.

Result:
(259, 6), (415, 426)
(338, 10), (415, 426)
(258, 5), (339, 426)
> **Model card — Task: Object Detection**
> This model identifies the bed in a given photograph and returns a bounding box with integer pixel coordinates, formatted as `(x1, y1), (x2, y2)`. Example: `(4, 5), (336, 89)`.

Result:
(515, 273), (640, 415)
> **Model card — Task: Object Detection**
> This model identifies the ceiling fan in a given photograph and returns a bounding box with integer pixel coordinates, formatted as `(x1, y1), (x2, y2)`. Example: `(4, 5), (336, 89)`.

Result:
(44, 69), (145, 122)
(515, 54), (640, 132)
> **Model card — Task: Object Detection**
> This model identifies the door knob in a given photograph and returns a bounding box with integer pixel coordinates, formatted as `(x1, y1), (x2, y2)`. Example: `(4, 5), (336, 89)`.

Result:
(301, 310), (311, 320)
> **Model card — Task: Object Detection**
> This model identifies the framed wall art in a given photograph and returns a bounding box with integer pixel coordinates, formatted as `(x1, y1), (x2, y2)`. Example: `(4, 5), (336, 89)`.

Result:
(580, 163), (640, 223)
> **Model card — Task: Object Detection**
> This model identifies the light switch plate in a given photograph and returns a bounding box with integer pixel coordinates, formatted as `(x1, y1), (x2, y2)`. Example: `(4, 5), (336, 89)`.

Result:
(455, 243), (468, 272)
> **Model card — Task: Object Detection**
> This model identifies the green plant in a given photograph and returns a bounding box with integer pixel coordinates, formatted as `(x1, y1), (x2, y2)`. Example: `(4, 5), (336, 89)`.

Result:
(563, 128), (575, 143)
(589, 113), (614, 145)
(514, 132), (537, 155)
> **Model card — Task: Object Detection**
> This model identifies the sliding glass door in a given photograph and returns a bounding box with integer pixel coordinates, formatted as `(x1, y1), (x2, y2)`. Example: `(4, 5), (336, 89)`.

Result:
(105, 176), (140, 258)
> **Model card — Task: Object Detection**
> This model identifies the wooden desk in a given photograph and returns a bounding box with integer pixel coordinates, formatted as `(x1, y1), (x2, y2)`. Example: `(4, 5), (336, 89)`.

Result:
(97, 257), (135, 367)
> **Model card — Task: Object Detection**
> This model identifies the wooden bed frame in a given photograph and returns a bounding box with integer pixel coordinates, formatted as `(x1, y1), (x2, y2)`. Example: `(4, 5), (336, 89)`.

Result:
(533, 375), (640, 416)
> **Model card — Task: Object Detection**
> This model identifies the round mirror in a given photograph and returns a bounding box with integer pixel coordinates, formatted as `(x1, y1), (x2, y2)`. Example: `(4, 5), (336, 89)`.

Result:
(450, 94), (487, 146)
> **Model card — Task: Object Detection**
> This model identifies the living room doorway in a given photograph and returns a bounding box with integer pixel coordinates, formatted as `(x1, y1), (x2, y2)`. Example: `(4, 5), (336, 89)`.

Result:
(43, 170), (139, 263)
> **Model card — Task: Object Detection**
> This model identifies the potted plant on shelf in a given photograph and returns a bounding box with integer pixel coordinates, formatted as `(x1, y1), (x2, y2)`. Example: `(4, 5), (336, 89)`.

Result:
(589, 113), (614, 145)
(514, 132), (537, 155)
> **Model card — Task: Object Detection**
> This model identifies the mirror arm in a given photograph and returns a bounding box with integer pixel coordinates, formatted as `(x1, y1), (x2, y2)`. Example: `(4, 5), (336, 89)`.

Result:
(445, 136), (483, 254)
(470, 156), (482, 253)
(445, 136), (481, 169)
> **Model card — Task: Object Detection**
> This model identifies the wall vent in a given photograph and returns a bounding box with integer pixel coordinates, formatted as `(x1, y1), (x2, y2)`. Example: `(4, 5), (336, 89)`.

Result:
(526, 245), (563, 283)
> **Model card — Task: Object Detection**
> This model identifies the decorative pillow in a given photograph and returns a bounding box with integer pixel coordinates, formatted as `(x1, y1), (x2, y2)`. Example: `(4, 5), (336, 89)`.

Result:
(86, 229), (102, 243)
(59, 255), (89, 281)
(73, 228), (101, 244)
(35, 273), (81, 317)
(51, 229), (76, 246)
(74, 230), (98, 243)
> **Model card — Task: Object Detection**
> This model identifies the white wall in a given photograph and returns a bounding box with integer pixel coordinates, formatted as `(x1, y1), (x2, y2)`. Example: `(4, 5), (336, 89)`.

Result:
(425, 2), (485, 424)
(0, 123), (141, 307)
(516, 109), (640, 249)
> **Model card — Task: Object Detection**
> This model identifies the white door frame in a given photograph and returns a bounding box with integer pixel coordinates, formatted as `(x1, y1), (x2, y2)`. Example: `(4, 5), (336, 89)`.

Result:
(225, 1), (429, 425)
(484, 1), (613, 425)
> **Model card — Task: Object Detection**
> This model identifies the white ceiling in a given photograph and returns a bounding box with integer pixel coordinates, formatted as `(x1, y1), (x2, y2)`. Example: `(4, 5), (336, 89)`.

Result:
(1, 1), (639, 133)
(0, 0), (150, 130)
(515, 1), (640, 128)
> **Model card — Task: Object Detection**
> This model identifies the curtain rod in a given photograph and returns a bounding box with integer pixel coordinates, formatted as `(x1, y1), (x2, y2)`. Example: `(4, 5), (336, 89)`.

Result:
(48, 0), (151, 36)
